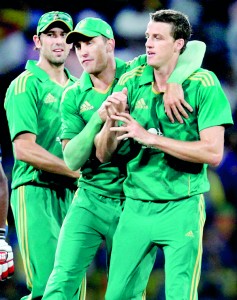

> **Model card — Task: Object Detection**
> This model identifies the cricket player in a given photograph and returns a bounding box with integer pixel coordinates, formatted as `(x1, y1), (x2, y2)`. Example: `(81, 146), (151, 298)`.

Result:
(43, 17), (206, 299)
(0, 154), (14, 281)
(4, 11), (85, 299)
(102, 9), (234, 300)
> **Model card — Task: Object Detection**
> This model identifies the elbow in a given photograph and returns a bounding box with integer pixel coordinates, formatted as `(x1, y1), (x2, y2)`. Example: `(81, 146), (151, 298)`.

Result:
(96, 154), (107, 164)
(63, 149), (83, 171)
(14, 144), (26, 161)
(63, 145), (76, 171)
(97, 156), (109, 164)
(64, 155), (79, 171)
(65, 161), (78, 171)
(96, 150), (110, 164)
(208, 152), (223, 167)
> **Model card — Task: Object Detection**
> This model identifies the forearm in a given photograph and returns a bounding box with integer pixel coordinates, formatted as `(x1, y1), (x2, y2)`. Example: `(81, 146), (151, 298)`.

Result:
(168, 40), (206, 84)
(148, 133), (223, 166)
(111, 114), (224, 167)
(64, 111), (104, 170)
(0, 181), (8, 229)
(14, 140), (77, 178)
(95, 118), (120, 163)
(0, 164), (8, 228)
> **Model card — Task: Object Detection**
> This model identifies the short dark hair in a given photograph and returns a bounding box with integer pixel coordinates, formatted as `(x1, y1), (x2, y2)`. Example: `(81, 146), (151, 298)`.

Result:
(150, 9), (192, 53)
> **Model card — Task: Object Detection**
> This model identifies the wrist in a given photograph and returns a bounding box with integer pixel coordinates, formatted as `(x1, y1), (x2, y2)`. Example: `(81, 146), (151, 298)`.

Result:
(105, 116), (116, 127)
(96, 109), (107, 123)
(0, 228), (6, 239)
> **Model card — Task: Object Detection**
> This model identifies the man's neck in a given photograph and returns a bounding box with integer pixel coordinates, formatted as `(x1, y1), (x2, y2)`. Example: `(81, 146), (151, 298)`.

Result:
(37, 60), (68, 85)
(90, 72), (115, 91)
(153, 59), (178, 92)
(90, 57), (116, 91)
(153, 73), (169, 93)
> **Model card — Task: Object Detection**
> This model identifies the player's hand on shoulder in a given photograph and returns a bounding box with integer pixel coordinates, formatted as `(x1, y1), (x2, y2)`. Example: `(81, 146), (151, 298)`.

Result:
(164, 83), (193, 123)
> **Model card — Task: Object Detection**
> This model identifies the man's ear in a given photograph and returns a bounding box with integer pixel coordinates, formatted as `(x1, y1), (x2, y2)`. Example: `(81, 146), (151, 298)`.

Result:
(107, 39), (115, 52)
(33, 35), (41, 49)
(175, 38), (185, 53)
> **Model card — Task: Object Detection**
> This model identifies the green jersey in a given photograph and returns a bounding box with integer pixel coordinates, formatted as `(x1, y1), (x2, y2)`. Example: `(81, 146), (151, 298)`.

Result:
(116, 65), (233, 201)
(61, 42), (206, 199)
(61, 57), (147, 198)
(4, 60), (77, 189)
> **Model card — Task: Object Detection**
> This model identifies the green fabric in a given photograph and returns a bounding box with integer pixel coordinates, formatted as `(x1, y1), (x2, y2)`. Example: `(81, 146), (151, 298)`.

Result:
(168, 40), (206, 83)
(63, 111), (103, 170)
(61, 57), (145, 198)
(11, 185), (75, 299)
(115, 66), (233, 201)
(43, 188), (124, 299)
(66, 17), (114, 43)
(4, 60), (77, 189)
(61, 47), (204, 198)
(105, 195), (206, 300)
(37, 11), (73, 35)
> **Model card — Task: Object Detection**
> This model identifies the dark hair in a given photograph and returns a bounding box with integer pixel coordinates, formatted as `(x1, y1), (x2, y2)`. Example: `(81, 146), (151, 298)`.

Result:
(150, 9), (192, 53)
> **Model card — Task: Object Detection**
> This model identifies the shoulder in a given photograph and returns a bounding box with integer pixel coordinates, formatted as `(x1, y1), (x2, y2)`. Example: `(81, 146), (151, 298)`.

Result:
(126, 54), (147, 70)
(5, 70), (36, 108)
(61, 80), (81, 104)
(118, 64), (147, 86)
(8, 70), (35, 95)
(188, 68), (220, 87)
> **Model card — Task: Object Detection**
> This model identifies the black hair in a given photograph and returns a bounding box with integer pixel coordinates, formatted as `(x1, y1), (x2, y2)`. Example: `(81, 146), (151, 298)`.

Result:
(150, 9), (192, 53)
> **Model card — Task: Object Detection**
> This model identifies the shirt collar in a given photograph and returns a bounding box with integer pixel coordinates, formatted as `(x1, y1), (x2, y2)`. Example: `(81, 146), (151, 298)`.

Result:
(139, 64), (154, 86)
(79, 57), (126, 92)
(25, 60), (76, 83)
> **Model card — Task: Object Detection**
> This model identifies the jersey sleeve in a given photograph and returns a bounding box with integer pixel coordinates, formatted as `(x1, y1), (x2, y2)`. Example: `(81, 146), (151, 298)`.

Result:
(168, 40), (206, 84)
(4, 77), (39, 141)
(60, 85), (85, 140)
(196, 70), (233, 131)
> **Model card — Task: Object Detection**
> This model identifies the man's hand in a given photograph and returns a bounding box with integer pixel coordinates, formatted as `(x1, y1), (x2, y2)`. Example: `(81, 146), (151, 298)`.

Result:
(98, 88), (128, 121)
(110, 112), (154, 147)
(0, 239), (14, 281)
(164, 83), (193, 123)
(106, 87), (128, 117)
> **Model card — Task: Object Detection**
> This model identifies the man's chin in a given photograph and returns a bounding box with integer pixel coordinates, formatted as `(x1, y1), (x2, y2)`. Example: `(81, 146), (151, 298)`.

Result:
(147, 61), (155, 68)
(51, 58), (66, 67)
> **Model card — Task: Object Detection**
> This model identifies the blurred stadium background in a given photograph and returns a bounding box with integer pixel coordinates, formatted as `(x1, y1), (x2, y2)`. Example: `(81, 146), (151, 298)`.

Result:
(0, 0), (236, 299)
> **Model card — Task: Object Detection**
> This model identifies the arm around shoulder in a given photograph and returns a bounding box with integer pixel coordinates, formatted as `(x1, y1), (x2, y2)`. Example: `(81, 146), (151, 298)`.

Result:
(168, 40), (206, 84)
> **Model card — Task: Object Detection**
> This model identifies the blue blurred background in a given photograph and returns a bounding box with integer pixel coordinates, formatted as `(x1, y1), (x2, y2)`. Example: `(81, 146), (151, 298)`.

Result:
(0, 0), (236, 299)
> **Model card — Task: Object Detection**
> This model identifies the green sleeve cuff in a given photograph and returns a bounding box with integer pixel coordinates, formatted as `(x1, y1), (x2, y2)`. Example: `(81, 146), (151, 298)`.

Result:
(168, 40), (206, 84)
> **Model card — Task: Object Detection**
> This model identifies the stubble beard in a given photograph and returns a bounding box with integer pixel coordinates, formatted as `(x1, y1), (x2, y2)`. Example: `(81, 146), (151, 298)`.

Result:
(46, 49), (69, 67)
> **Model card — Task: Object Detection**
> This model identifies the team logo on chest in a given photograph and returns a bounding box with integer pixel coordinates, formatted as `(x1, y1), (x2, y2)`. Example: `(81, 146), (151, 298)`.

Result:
(135, 98), (148, 109)
(80, 101), (94, 113)
(44, 93), (57, 103)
